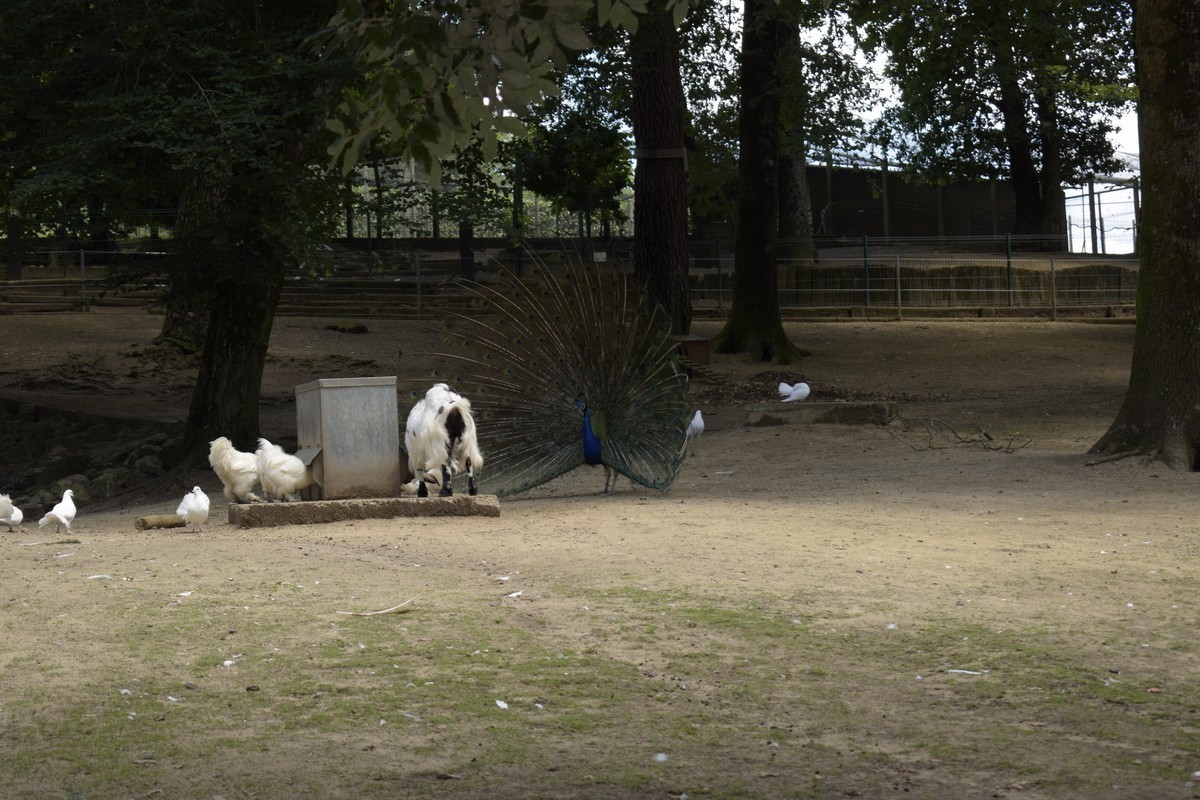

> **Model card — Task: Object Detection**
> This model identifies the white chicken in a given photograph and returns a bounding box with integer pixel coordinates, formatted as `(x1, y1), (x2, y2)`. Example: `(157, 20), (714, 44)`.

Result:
(1, 493), (23, 532)
(778, 381), (811, 402)
(38, 489), (76, 534)
(255, 438), (312, 502)
(176, 486), (211, 532)
(208, 437), (262, 504)
(685, 409), (705, 441)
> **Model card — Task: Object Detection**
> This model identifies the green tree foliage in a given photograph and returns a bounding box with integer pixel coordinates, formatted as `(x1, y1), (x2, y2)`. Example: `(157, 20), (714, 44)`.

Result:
(322, 0), (621, 181)
(854, 0), (1135, 236)
(521, 110), (632, 232)
(2, 0), (352, 455)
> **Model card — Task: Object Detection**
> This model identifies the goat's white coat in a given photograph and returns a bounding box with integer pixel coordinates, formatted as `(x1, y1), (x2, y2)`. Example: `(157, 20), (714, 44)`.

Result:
(405, 384), (483, 485)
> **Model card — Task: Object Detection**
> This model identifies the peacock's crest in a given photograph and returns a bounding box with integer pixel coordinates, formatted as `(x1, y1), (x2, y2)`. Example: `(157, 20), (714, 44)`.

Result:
(436, 257), (691, 496)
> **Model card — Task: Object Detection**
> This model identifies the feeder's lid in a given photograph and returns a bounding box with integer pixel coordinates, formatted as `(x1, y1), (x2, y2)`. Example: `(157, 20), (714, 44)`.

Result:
(295, 376), (397, 393)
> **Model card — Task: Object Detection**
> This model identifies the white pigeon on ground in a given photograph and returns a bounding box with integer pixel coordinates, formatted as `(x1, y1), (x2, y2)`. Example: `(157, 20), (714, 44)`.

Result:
(685, 409), (705, 441)
(779, 381), (811, 402)
(38, 489), (76, 534)
(176, 486), (210, 533)
(255, 438), (313, 502)
(1, 493), (23, 532)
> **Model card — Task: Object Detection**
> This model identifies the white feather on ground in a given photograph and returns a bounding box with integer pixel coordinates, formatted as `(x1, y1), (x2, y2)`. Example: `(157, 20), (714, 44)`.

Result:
(255, 438), (312, 502)
(1, 493), (23, 532)
(38, 489), (76, 534)
(405, 383), (483, 497)
(779, 381), (811, 402)
(176, 486), (210, 532)
(209, 437), (262, 503)
(685, 409), (705, 441)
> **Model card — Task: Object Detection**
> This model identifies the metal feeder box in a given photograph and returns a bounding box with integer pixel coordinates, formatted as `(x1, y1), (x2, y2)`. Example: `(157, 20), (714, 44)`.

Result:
(295, 376), (401, 500)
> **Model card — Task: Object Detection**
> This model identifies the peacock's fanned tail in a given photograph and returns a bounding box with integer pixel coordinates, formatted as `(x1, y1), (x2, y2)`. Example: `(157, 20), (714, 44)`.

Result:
(437, 259), (691, 496)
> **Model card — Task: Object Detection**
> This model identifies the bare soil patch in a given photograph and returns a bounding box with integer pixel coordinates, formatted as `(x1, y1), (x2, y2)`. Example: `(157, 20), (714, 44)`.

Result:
(2, 311), (1198, 800)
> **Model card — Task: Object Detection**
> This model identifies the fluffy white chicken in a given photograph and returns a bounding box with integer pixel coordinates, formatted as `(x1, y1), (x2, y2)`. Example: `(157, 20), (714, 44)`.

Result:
(255, 438), (312, 502)
(1, 493), (23, 532)
(685, 409), (705, 441)
(209, 437), (262, 504)
(38, 489), (76, 534)
(778, 381), (811, 402)
(176, 486), (210, 532)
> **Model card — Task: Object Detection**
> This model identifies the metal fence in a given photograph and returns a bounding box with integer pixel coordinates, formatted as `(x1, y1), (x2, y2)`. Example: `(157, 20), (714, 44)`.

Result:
(2, 237), (1139, 318)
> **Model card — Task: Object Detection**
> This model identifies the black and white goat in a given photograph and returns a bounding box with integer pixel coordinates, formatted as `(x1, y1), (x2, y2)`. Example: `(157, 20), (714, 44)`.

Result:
(404, 383), (483, 497)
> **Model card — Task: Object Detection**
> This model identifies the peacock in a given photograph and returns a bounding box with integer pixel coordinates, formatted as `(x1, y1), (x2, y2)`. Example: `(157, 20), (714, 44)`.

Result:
(434, 258), (692, 496)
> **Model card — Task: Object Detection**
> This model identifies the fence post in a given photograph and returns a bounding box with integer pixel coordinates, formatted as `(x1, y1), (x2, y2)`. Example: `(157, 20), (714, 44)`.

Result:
(716, 243), (724, 314)
(79, 248), (86, 303)
(415, 252), (422, 321)
(1005, 233), (1013, 307)
(862, 235), (870, 307)
(895, 255), (902, 320)
(1049, 255), (1057, 321)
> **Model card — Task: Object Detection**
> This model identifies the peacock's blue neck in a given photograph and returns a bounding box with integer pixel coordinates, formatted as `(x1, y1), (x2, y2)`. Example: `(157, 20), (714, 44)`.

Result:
(582, 409), (603, 465)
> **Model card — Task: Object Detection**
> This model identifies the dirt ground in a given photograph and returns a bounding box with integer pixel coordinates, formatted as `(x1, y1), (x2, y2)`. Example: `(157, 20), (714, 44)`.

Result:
(1, 311), (1199, 799)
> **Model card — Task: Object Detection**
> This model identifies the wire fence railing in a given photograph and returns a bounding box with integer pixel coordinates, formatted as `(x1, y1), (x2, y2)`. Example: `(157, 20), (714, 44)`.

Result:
(1, 239), (1139, 319)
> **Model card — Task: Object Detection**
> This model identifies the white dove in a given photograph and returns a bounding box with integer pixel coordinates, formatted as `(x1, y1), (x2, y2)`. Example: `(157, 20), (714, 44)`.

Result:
(38, 489), (76, 534)
(778, 381), (811, 402)
(176, 486), (210, 532)
(685, 409), (705, 441)
(1, 493), (23, 532)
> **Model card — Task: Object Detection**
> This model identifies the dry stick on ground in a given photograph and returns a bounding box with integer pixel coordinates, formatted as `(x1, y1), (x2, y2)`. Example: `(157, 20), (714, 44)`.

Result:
(1084, 449), (1144, 466)
(885, 415), (1032, 454)
(336, 590), (427, 617)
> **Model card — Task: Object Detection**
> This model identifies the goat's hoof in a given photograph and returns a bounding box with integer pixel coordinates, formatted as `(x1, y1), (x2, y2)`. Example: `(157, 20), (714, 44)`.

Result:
(417, 486), (428, 498)
(468, 488), (478, 496)
(439, 488), (453, 498)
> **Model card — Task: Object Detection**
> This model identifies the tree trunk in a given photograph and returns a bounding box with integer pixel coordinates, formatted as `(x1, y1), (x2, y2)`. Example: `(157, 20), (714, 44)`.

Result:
(159, 173), (227, 352)
(712, 0), (801, 363)
(182, 188), (289, 456)
(778, 146), (815, 295)
(629, 0), (691, 335)
(5, 210), (23, 281)
(459, 219), (475, 280)
(1091, 0), (1200, 468)
(1034, 89), (1067, 243)
(996, 75), (1044, 236)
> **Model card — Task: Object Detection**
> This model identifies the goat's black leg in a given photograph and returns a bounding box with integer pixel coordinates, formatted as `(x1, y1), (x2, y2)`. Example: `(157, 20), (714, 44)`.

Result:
(466, 456), (477, 496)
(439, 460), (453, 497)
(417, 479), (428, 498)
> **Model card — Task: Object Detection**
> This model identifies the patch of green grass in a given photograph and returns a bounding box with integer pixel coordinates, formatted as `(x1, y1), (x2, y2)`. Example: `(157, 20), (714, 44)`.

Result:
(4, 581), (1198, 799)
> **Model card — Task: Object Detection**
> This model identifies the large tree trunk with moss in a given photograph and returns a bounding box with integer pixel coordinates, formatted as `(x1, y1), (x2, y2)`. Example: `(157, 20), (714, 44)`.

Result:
(1091, 0), (1200, 468)
(629, 0), (691, 335)
(712, 0), (800, 363)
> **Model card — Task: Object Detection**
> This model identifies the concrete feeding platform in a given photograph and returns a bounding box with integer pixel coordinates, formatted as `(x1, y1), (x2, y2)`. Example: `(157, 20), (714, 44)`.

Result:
(745, 401), (898, 427)
(228, 495), (500, 528)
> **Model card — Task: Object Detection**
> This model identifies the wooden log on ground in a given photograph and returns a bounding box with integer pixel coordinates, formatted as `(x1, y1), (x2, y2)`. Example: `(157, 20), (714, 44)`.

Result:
(135, 514), (186, 530)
